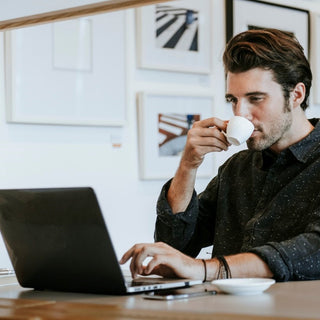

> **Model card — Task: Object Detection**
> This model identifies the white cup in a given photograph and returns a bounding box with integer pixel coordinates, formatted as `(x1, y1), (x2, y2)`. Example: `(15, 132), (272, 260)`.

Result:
(226, 116), (254, 146)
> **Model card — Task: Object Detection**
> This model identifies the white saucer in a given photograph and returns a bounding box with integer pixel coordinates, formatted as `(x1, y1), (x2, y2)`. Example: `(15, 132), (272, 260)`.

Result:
(212, 278), (275, 295)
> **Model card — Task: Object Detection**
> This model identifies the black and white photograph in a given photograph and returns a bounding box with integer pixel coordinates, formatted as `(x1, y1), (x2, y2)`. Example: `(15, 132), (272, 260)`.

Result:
(136, 0), (212, 74)
(313, 13), (320, 104)
(155, 5), (199, 52)
(226, 0), (309, 57)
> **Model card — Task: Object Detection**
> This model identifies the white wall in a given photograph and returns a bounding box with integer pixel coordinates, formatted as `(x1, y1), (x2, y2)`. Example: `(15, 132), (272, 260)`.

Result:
(0, 0), (320, 268)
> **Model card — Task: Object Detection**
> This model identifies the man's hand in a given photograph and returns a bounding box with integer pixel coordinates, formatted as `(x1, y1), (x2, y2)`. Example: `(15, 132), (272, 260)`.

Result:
(181, 117), (230, 169)
(119, 242), (204, 280)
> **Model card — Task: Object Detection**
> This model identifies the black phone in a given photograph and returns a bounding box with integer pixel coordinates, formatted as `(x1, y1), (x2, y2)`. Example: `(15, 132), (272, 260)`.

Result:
(143, 287), (217, 300)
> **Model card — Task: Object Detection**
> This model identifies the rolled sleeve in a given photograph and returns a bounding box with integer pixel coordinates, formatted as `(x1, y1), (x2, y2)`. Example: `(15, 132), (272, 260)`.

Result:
(155, 179), (199, 251)
(250, 231), (320, 281)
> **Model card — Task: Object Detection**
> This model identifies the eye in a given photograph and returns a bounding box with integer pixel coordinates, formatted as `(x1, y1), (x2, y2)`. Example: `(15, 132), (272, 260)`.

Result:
(226, 96), (237, 105)
(249, 96), (263, 104)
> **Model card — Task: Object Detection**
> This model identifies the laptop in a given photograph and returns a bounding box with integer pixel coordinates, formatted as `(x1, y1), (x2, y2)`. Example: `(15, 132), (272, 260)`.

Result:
(0, 187), (201, 294)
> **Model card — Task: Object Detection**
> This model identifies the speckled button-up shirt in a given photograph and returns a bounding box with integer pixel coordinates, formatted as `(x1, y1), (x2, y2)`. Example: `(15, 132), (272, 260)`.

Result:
(155, 118), (320, 282)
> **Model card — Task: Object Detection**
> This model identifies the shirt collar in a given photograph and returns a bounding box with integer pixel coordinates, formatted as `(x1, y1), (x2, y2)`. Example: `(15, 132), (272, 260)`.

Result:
(288, 118), (320, 163)
(259, 118), (320, 168)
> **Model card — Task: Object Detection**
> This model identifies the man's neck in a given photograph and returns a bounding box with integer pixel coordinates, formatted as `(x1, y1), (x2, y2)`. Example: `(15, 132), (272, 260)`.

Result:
(270, 110), (314, 154)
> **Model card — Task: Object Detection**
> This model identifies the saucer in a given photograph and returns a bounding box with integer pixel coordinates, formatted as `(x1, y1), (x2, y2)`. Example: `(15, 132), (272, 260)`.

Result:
(212, 278), (275, 295)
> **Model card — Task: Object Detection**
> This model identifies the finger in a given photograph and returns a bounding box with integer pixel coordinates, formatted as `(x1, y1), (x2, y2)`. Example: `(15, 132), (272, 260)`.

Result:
(192, 125), (227, 141)
(193, 117), (228, 131)
(144, 254), (183, 278)
(120, 244), (147, 277)
(199, 137), (229, 150)
(144, 255), (163, 275)
(190, 125), (229, 146)
(149, 265), (176, 278)
(188, 131), (229, 151)
(197, 145), (228, 154)
(129, 255), (139, 278)
(201, 126), (227, 137)
(130, 244), (158, 276)
(119, 246), (135, 264)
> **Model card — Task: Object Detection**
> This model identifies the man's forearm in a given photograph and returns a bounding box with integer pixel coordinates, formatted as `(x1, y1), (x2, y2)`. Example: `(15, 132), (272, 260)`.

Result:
(205, 253), (273, 281)
(167, 163), (198, 214)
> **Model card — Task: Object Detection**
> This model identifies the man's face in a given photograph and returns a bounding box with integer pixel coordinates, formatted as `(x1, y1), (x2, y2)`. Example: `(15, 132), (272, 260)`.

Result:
(225, 68), (292, 152)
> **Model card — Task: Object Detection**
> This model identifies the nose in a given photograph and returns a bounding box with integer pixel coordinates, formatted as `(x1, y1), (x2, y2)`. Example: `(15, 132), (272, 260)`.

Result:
(233, 99), (252, 120)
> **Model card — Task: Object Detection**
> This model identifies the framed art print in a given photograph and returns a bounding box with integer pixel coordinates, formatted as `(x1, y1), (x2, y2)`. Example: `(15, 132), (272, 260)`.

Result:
(5, 11), (127, 127)
(226, 0), (309, 58)
(136, 0), (212, 74)
(137, 92), (214, 180)
(312, 14), (320, 104)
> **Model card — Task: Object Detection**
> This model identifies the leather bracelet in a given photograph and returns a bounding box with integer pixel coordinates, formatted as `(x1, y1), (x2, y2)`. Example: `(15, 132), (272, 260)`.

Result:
(201, 259), (207, 283)
(217, 256), (232, 279)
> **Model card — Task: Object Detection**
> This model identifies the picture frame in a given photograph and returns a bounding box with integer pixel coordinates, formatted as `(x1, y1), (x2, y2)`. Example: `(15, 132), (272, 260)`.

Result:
(4, 11), (127, 127)
(226, 0), (310, 58)
(312, 14), (320, 104)
(136, 0), (212, 74)
(137, 92), (214, 180)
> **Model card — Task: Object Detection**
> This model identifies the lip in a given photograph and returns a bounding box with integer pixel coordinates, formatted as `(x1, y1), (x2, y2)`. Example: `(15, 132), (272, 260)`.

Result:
(250, 129), (259, 137)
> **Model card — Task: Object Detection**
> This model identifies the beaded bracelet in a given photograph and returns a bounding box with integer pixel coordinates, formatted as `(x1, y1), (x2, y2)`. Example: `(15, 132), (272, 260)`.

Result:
(216, 256), (232, 279)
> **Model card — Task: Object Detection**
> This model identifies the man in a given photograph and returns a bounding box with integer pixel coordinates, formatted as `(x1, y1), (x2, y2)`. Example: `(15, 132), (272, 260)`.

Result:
(121, 29), (320, 282)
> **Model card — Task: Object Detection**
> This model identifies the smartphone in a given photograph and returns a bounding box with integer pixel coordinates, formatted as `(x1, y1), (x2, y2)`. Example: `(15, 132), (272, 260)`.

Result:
(143, 288), (217, 300)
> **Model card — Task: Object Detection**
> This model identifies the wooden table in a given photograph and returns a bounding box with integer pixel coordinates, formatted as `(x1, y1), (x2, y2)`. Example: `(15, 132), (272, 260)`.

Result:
(0, 275), (319, 319)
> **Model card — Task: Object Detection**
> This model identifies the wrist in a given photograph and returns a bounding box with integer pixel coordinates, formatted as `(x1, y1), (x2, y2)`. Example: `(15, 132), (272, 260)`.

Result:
(198, 259), (220, 282)
(179, 156), (202, 171)
(216, 256), (232, 279)
(178, 159), (199, 176)
(201, 257), (233, 281)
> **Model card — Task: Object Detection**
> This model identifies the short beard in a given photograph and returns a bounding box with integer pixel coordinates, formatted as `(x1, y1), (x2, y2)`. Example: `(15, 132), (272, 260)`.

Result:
(247, 98), (292, 151)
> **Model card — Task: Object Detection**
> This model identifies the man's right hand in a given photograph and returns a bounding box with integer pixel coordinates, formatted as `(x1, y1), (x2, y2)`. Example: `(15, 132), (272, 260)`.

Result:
(181, 117), (230, 169)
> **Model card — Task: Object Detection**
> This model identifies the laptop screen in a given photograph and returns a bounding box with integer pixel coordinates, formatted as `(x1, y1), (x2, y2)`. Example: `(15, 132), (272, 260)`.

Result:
(0, 187), (127, 294)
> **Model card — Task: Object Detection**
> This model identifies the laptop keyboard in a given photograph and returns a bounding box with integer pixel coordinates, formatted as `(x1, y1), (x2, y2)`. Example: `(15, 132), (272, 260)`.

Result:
(125, 276), (167, 287)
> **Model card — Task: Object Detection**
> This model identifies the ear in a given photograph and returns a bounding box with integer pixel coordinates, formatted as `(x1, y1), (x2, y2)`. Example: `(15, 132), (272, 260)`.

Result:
(292, 82), (306, 108)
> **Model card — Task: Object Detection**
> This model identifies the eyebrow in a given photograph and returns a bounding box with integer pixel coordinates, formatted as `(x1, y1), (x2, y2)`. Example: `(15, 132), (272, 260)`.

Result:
(245, 91), (268, 97)
(225, 92), (268, 99)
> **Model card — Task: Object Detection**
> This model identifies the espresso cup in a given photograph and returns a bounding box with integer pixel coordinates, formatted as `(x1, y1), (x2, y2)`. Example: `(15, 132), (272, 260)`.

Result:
(226, 116), (254, 146)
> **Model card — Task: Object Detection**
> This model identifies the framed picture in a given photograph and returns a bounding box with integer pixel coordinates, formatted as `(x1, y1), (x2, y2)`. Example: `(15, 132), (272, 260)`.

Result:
(226, 0), (309, 58)
(137, 92), (214, 180)
(312, 14), (320, 104)
(136, 0), (212, 74)
(5, 11), (127, 127)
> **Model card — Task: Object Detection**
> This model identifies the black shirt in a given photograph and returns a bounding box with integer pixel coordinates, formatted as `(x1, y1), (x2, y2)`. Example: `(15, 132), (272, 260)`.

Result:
(155, 119), (320, 281)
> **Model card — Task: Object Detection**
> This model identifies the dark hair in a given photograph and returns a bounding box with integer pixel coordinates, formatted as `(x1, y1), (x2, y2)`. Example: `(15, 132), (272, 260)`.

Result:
(223, 28), (312, 110)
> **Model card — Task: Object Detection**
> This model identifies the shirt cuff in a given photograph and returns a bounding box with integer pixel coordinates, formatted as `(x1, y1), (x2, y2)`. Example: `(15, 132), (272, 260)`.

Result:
(249, 243), (292, 282)
(156, 178), (198, 225)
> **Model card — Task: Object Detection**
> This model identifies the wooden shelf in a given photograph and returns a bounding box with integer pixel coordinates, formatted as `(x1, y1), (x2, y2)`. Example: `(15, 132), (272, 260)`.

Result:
(0, 0), (173, 31)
